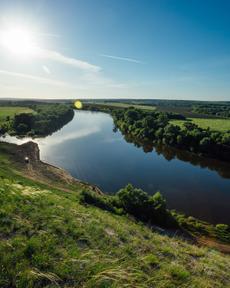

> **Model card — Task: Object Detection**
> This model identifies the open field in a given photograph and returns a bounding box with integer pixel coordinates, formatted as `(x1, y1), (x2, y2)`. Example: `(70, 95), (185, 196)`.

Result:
(0, 106), (35, 121)
(94, 101), (156, 110)
(171, 118), (230, 132)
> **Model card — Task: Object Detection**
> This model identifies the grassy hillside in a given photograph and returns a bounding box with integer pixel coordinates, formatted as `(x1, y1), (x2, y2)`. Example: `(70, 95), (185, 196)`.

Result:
(171, 118), (230, 132)
(0, 143), (230, 287)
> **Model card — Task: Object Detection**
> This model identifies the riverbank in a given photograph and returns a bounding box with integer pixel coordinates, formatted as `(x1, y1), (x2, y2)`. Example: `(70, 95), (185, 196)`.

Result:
(2, 109), (229, 225)
(0, 141), (103, 194)
(0, 141), (230, 287)
(0, 141), (229, 253)
(82, 103), (230, 162)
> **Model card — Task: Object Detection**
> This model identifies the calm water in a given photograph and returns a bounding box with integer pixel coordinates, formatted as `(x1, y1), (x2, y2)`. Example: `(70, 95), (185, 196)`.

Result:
(2, 111), (230, 224)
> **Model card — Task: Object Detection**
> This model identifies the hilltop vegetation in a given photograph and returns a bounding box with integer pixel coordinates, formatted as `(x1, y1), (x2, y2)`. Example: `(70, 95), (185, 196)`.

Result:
(0, 142), (229, 287)
(0, 104), (74, 137)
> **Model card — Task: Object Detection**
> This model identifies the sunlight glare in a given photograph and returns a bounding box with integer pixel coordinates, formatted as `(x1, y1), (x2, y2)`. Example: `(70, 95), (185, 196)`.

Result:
(0, 27), (38, 57)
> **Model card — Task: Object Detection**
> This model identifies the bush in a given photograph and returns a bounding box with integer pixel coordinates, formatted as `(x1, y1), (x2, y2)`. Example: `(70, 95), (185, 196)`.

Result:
(117, 184), (177, 228)
(215, 224), (230, 242)
(117, 184), (149, 221)
(80, 190), (122, 215)
(81, 185), (178, 229)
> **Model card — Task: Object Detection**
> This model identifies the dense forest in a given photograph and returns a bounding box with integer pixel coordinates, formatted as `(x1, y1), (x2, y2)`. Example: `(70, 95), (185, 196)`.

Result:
(0, 104), (74, 137)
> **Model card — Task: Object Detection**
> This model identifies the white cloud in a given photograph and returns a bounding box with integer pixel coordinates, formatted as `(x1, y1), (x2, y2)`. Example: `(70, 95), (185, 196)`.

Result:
(0, 69), (86, 89)
(37, 48), (101, 72)
(0, 26), (125, 95)
(100, 54), (144, 64)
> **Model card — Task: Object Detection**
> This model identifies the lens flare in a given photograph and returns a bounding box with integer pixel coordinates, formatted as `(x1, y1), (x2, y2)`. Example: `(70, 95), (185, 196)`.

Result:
(74, 100), (83, 109)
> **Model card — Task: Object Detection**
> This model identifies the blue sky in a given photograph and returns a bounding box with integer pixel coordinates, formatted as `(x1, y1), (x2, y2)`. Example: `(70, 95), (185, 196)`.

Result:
(0, 0), (229, 100)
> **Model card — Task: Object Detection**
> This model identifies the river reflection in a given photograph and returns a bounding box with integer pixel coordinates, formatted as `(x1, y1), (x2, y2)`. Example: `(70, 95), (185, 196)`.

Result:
(1, 111), (230, 224)
(123, 134), (230, 179)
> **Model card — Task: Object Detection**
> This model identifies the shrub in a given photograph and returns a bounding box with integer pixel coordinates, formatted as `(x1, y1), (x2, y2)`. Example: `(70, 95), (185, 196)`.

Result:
(117, 184), (177, 228)
(81, 185), (178, 229)
(117, 184), (149, 221)
(215, 224), (230, 242)
(80, 190), (122, 215)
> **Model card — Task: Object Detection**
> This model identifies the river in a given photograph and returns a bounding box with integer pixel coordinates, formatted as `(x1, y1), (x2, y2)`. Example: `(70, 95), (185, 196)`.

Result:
(1, 110), (230, 225)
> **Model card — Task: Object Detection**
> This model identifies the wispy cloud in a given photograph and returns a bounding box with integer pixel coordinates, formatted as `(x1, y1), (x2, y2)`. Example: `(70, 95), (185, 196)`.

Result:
(0, 26), (124, 92)
(37, 48), (101, 72)
(100, 54), (144, 64)
(42, 65), (51, 74)
(0, 69), (86, 89)
(0, 32), (101, 73)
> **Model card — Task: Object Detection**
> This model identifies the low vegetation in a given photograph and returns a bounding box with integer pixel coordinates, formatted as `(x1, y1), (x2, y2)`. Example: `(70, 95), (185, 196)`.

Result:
(80, 185), (230, 245)
(80, 185), (177, 228)
(0, 143), (229, 287)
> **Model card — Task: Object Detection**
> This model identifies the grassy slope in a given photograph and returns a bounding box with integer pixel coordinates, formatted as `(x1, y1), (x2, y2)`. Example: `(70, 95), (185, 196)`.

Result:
(0, 144), (230, 287)
(171, 118), (230, 132)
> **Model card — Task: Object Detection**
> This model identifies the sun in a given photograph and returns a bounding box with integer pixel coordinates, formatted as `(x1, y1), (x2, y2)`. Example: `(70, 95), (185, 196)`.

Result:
(0, 27), (38, 57)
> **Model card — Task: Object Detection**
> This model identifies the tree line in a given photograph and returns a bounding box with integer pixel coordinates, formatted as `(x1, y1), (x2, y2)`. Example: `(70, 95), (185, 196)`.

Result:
(111, 107), (230, 161)
(192, 104), (230, 118)
(0, 104), (74, 137)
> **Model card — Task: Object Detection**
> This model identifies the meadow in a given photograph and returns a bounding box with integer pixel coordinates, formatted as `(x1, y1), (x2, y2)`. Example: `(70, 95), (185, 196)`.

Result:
(0, 106), (35, 121)
(171, 118), (230, 132)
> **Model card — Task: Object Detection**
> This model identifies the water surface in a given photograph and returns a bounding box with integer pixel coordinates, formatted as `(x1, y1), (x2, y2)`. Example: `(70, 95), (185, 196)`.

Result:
(2, 111), (230, 224)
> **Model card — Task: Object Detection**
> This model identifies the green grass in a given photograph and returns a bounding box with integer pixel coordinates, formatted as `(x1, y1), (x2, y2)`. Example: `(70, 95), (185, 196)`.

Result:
(171, 118), (230, 132)
(94, 102), (156, 111)
(0, 145), (230, 287)
(0, 107), (35, 122)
